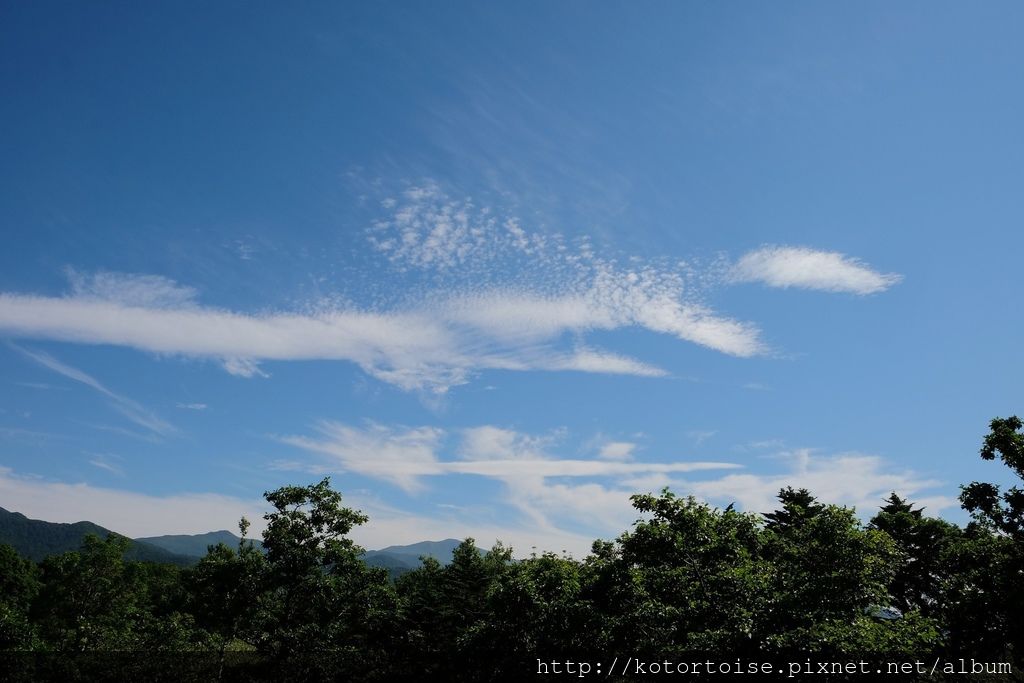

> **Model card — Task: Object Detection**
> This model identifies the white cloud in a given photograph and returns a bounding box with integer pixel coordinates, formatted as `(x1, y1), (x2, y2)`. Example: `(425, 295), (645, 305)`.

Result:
(598, 441), (636, 460)
(278, 422), (445, 493)
(0, 196), (900, 394)
(443, 459), (734, 478)
(223, 358), (268, 378)
(281, 422), (738, 488)
(745, 438), (785, 450)
(83, 422), (162, 443)
(86, 453), (125, 477)
(175, 403), (208, 411)
(0, 291), (472, 393)
(500, 477), (642, 537)
(548, 348), (667, 377)
(0, 467), (264, 538)
(66, 268), (198, 308)
(441, 269), (764, 359)
(0, 272), (752, 393)
(280, 421), (741, 541)
(459, 426), (552, 460)
(13, 345), (175, 437)
(687, 430), (717, 445)
(729, 246), (902, 295)
(679, 449), (957, 516)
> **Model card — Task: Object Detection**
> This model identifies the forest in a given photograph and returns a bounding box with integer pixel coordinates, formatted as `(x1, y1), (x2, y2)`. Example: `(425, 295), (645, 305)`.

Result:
(1, 417), (1022, 682)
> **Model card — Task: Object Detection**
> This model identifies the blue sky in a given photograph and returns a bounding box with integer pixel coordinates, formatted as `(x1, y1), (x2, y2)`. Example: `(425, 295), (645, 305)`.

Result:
(2, 2), (1022, 555)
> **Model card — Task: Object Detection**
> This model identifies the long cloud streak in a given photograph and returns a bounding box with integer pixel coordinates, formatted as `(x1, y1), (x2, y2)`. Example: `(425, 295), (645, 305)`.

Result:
(13, 345), (175, 437)
(0, 282), (752, 393)
(0, 186), (901, 392)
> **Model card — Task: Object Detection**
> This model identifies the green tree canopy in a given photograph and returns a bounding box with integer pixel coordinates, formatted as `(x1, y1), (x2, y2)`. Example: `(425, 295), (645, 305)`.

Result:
(961, 416), (1024, 540)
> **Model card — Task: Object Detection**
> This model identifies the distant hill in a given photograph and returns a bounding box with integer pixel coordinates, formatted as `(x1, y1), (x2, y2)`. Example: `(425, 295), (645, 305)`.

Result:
(1, 507), (462, 576)
(362, 538), (461, 576)
(136, 530), (262, 558)
(0, 507), (195, 566)
(141, 534), (461, 577)
(369, 538), (461, 563)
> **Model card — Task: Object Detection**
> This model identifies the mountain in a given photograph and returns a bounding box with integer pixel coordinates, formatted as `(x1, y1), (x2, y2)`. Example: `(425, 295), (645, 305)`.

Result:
(362, 538), (461, 576)
(140, 533), (461, 577)
(136, 530), (262, 558)
(1, 506), (462, 576)
(0, 507), (195, 566)
(369, 538), (462, 563)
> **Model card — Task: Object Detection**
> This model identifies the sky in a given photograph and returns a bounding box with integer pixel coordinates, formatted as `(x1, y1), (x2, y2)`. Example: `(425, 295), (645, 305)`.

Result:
(1, 1), (1023, 556)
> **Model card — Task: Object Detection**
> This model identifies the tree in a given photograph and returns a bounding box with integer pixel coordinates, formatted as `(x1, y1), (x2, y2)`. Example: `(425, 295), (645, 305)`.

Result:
(395, 538), (512, 680)
(252, 478), (399, 676)
(947, 416), (1024, 657)
(186, 517), (266, 667)
(0, 544), (40, 650)
(763, 487), (824, 533)
(474, 551), (592, 679)
(32, 534), (143, 651)
(868, 493), (959, 616)
(960, 416), (1024, 540)
(762, 491), (939, 654)
(937, 525), (1019, 656)
(604, 490), (769, 654)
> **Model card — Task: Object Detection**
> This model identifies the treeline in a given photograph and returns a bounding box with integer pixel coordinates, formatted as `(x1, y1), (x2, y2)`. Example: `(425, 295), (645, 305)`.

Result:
(1, 418), (1024, 681)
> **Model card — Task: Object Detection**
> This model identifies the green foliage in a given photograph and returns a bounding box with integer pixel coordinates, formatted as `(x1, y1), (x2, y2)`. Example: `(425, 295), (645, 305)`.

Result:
(185, 527), (265, 650)
(253, 477), (399, 664)
(763, 487), (825, 532)
(961, 416), (1024, 539)
(764, 500), (897, 637)
(395, 538), (513, 679)
(935, 527), (1020, 655)
(951, 415), (1024, 657)
(0, 544), (39, 613)
(32, 534), (144, 650)
(612, 490), (768, 652)
(869, 493), (960, 616)
(0, 543), (40, 650)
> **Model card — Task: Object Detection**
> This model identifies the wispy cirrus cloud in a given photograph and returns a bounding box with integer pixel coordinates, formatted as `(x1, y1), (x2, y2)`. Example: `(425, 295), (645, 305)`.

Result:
(279, 420), (954, 541)
(65, 268), (199, 308)
(279, 421), (740, 536)
(86, 453), (125, 477)
(0, 187), (899, 393)
(680, 448), (957, 516)
(459, 425), (553, 461)
(279, 421), (736, 494)
(12, 345), (175, 437)
(0, 263), (751, 395)
(278, 422), (446, 493)
(729, 246), (901, 295)
(598, 441), (636, 460)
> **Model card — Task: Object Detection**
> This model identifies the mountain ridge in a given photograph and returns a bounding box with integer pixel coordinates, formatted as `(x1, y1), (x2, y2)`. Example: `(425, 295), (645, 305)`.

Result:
(135, 530), (262, 558)
(0, 507), (195, 566)
(0, 508), (461, 575)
